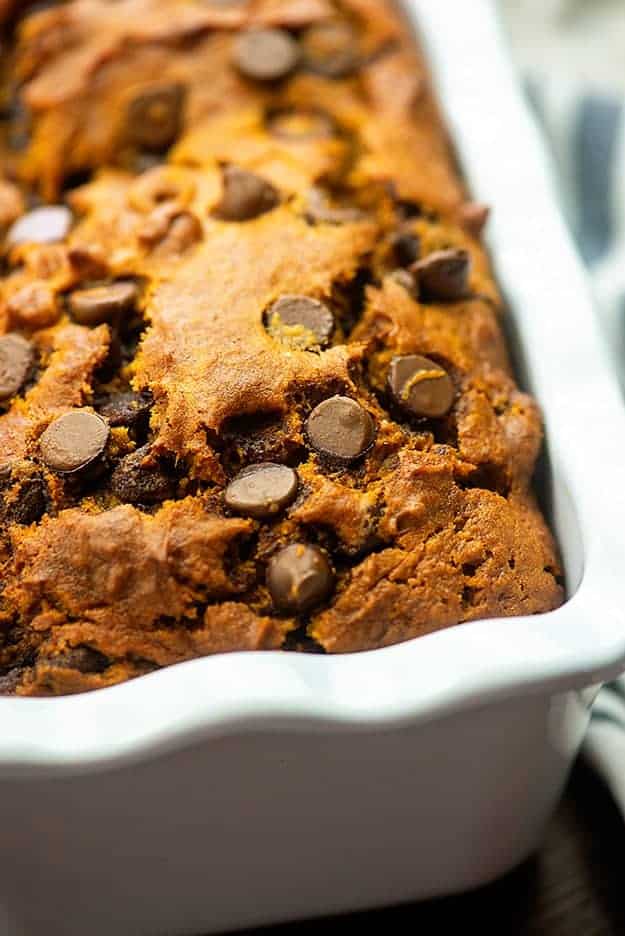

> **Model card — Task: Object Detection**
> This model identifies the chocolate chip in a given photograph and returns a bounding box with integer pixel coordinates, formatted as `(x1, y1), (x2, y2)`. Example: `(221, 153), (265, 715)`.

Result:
(302, 21), (360, 78)
(39, 410), (110, 475)
(265, 295), (334, 350)
(5, 205), (72, 247)
(225, 462), (298, 519)
(267, 543), (334, 612)
(267, 109), (334, 142)
(213, 166), (279, 221)
(126, 83), (186, 151)
(306, 395), (375, 462)
(388, 354), (455, 419)
(0, 473), (47, 526)
(458, 202), (490, 238)
(411, 248), (470, 301)
(233, 28), (300, 82)
(110, 446), (175, 504)
(0, 333), (34, 401)
(98, 390), (152, 430)
(68, 280), (139, 326)
(391, 231), (420, 267)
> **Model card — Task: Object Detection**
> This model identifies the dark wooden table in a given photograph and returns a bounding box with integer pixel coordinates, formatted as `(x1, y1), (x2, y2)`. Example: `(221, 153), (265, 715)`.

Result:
(232, 760), (625, 936)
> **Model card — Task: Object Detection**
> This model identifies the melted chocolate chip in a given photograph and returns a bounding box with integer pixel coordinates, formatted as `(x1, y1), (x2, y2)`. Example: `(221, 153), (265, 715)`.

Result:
(225, 463), (298, 519)
(98, 391), (152, 430)
(68, 281), (139, 326)
(126, 83), (186, 151)
(39, 410), (110, 475)
(12, 476), (46, 525)
(42, 646), (109, 674)
(267, 543), (334, 612)
(1, 474), (47, 526)
(233, 28), (300, 82)
(306, 395), (375, 462)
(0, 333), (34, 401)
(411, 248), (471, 301)
(267, 109), (334, 142)
(157, 211), (202, 255)
(110, 446), (175, 504)
(394, 196), (423, 220)
(388, 354), (455, 419)
(302, 21), (360, 78)
(213, 166), (279, 221)
(93, 335), (123, 384)
(6, 205), (72, 247)
(391, 231), (420, 267)
(265, 295), (334, 350)
(0, 668), (23, 695)
(304, 188), (363, 226)
(4, 94), (31, 153)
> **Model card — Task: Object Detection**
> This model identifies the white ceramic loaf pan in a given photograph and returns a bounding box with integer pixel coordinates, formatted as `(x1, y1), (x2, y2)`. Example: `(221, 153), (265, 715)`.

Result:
(1, 2), (625, 934)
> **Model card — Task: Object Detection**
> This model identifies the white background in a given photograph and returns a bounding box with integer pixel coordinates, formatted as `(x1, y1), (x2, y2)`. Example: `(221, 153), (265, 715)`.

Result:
(501, 0), (625, 92)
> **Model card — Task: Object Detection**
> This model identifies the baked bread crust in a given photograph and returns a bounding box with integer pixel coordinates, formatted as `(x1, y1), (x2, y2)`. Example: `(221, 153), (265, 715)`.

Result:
(0, 0), (562, 695)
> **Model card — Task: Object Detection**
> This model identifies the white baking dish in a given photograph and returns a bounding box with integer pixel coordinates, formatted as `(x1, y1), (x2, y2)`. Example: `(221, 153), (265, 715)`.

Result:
(1, 1), (625, 934)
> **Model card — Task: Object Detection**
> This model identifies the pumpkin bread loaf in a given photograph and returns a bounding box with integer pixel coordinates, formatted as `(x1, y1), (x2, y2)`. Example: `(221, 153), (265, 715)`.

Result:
(0, 0), (562, 695)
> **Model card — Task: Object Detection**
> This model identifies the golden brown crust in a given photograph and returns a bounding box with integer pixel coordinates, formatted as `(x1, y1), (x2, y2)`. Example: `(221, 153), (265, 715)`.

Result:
(0, 0), (562, 695)
(312, 451), (560, 652)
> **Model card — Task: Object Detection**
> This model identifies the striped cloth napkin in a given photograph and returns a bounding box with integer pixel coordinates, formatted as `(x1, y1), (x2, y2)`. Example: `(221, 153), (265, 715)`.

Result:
(516, 43), (625, 804)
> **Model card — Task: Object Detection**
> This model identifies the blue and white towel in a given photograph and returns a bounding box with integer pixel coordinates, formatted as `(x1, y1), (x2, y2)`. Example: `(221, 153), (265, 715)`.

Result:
(513, 29), (625, 806)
